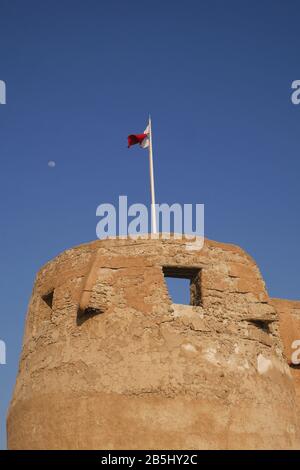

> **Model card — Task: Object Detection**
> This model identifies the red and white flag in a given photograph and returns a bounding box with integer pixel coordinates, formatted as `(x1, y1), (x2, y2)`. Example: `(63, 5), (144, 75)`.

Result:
(127, 124), (150, 148)
(127, 116), (157, 233)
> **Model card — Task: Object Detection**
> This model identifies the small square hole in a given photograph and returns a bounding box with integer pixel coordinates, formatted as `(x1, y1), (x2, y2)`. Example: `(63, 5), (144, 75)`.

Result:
(42, 290), (54, 309)
(163, 266), (201, 306)
(249, 320), (271, 334)
(77, 307), (103, 326)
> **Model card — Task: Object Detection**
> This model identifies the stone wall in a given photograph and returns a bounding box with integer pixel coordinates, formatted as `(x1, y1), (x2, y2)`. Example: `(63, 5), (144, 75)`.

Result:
(7, 237), (300, 449)
(271, 298), (300, 424)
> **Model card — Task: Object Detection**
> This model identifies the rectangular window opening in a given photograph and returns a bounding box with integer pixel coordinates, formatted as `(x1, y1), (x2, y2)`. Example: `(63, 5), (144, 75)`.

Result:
(162, 266), (201, 306)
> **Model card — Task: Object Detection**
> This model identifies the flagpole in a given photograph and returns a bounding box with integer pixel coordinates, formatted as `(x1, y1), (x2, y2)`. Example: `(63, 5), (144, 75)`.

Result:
(148, 115), (157, 234)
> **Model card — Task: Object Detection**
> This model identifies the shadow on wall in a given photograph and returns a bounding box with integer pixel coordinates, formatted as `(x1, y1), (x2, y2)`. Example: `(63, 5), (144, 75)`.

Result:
(76, 308), (103, 326)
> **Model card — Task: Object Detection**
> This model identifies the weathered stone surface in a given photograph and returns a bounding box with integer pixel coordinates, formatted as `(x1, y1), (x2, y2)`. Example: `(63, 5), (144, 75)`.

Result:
(271, 298), (300, 428)
(7, 236), (300, 449)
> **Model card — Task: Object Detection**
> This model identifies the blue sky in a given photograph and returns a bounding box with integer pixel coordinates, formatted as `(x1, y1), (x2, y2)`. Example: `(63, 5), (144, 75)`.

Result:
(0, 0), (300, 449)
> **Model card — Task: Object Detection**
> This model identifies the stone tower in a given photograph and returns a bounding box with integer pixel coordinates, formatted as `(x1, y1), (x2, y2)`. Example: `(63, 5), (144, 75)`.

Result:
(7, 237), (300, 449)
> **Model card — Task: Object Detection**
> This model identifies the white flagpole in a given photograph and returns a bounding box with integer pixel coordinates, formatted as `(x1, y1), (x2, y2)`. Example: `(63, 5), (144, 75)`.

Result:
(148, 115), (157, 234)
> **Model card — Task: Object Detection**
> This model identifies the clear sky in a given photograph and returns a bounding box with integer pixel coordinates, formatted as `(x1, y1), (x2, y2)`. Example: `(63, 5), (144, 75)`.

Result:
(0, 0), (300, 450)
